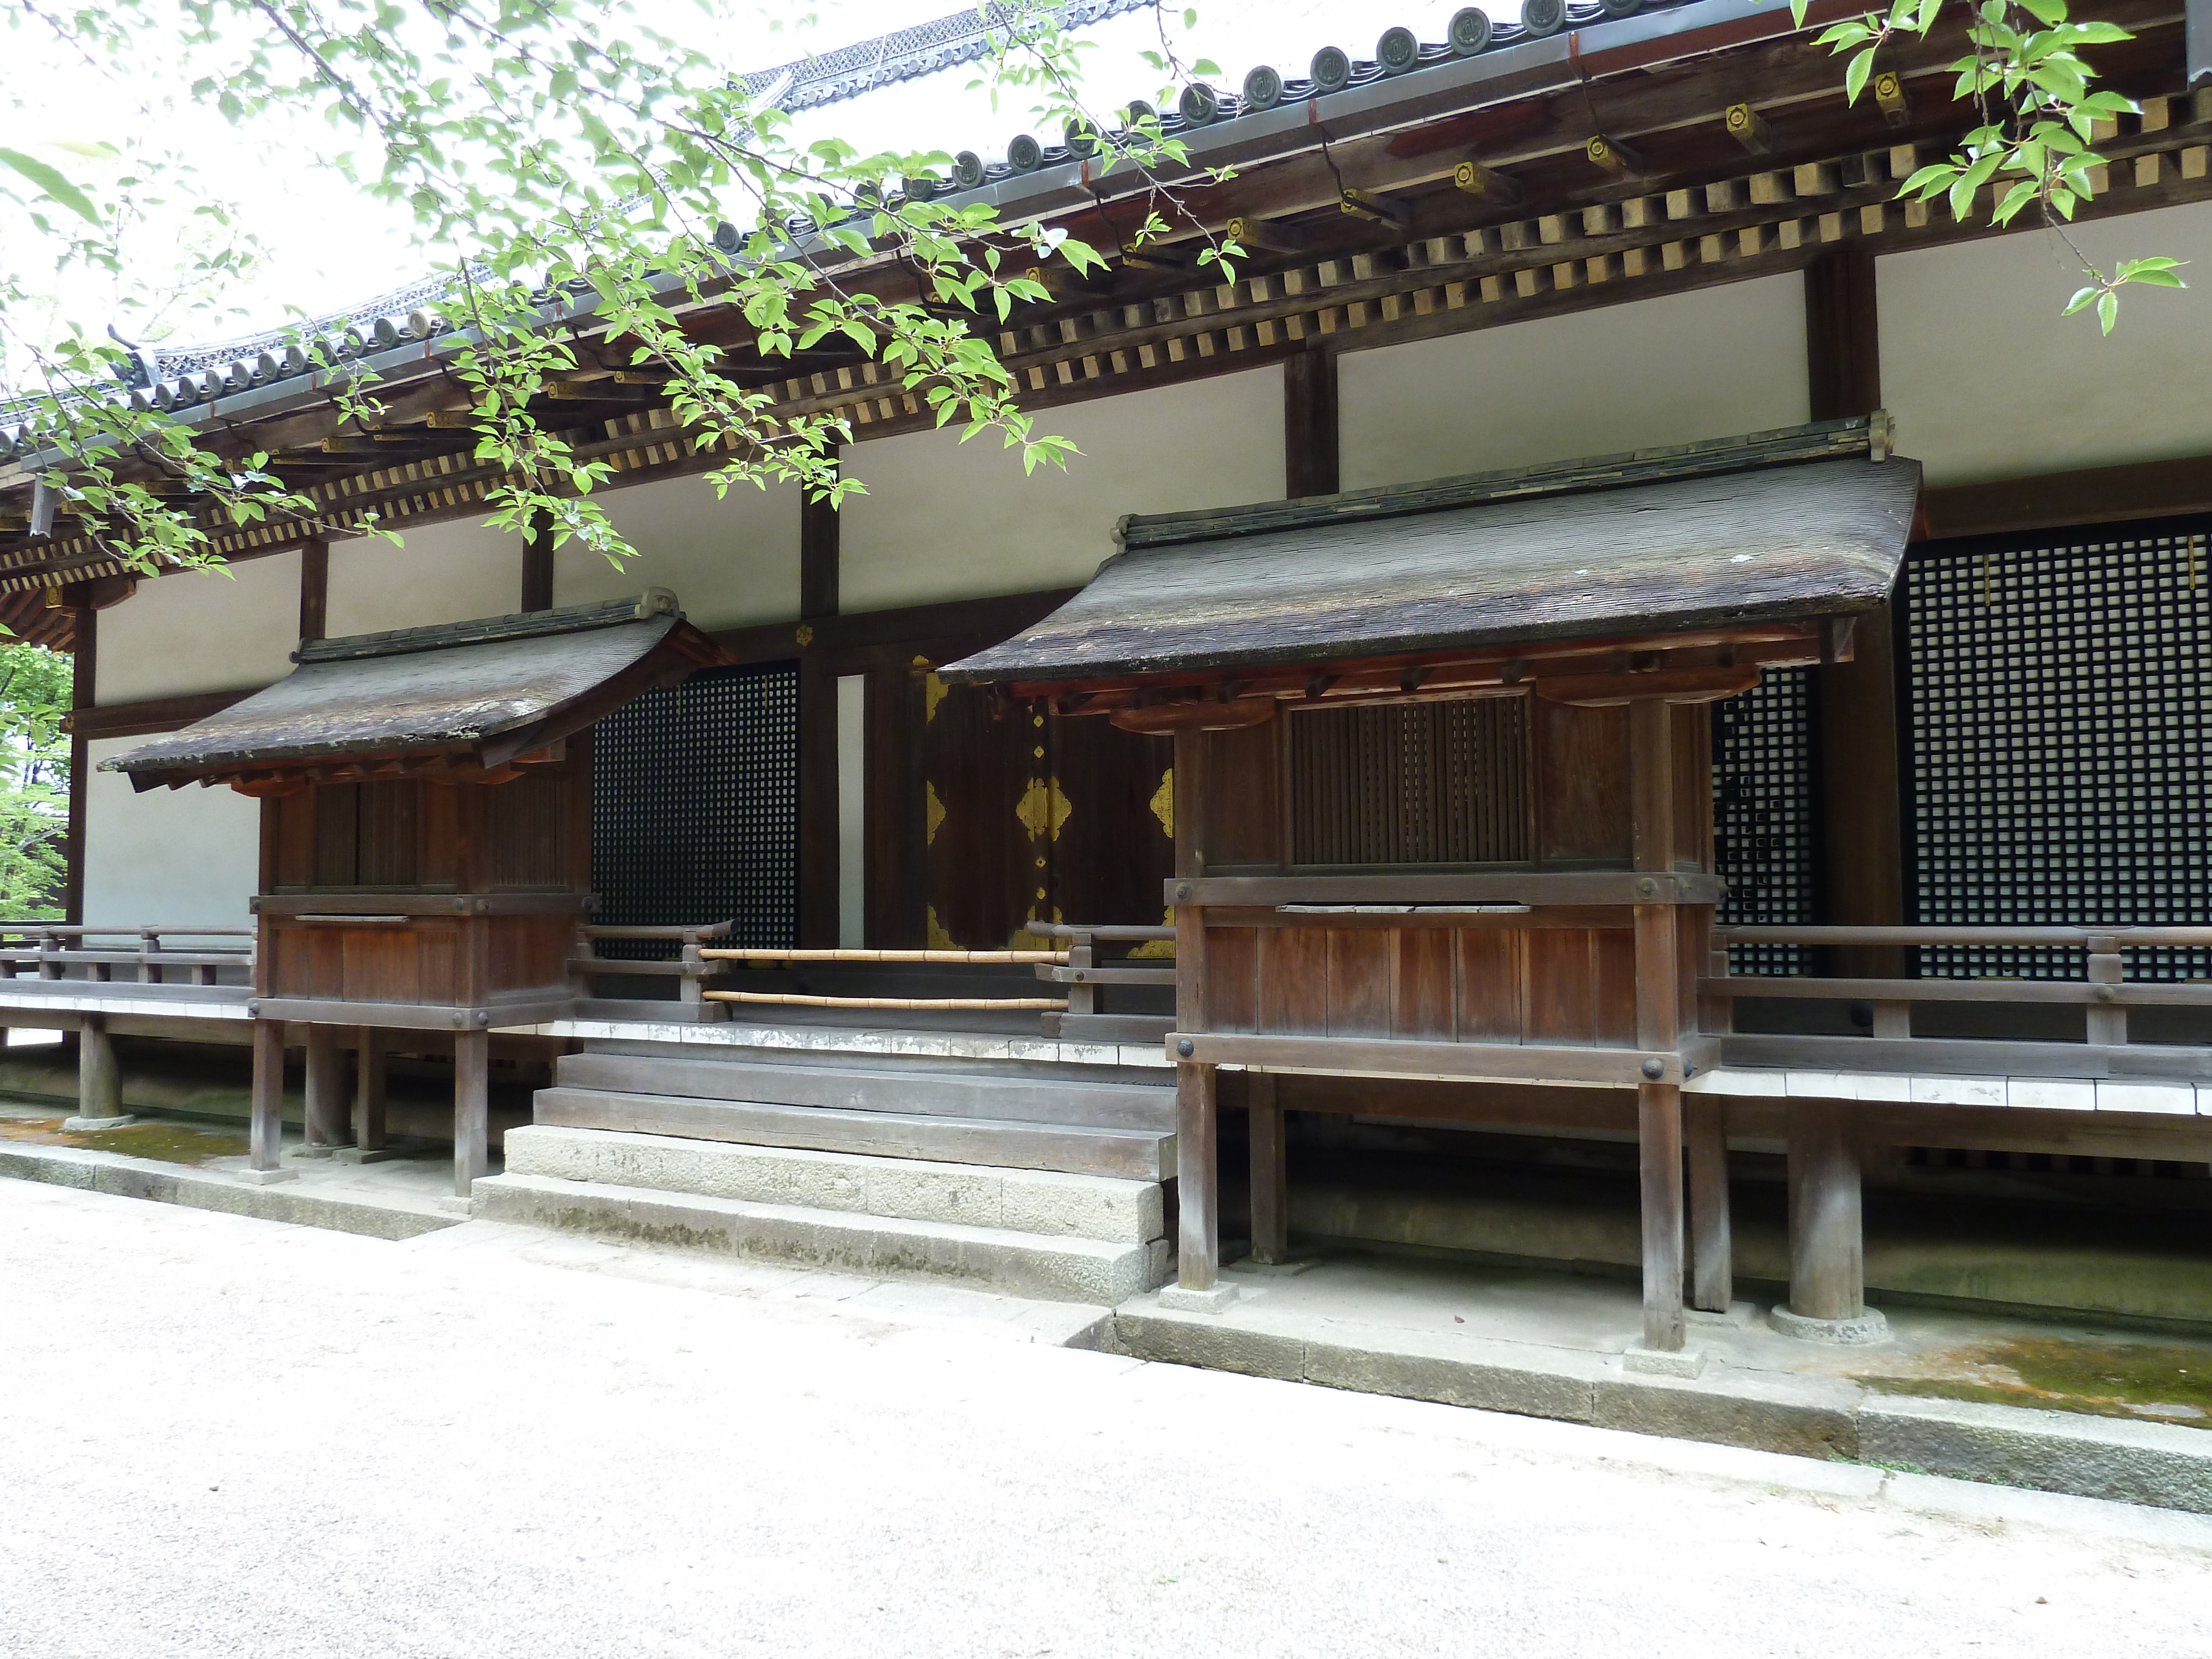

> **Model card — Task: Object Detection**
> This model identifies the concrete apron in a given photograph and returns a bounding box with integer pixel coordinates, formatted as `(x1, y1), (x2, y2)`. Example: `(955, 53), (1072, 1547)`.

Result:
(1105, 1250), (2212, 1515)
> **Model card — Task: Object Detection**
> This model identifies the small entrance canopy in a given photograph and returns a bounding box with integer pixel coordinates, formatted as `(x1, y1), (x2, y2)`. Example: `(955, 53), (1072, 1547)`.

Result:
(107, 590), (731, 791)
(943, 416), (1919, 721)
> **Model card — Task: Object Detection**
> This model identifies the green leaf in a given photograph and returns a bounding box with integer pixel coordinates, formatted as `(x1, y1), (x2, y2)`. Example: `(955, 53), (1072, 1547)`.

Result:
(1843, 48), (1875, 106)
(0, 148), (100, 225)
(2096, 289), (2118, 333)
(2062, 285), (2099, 315)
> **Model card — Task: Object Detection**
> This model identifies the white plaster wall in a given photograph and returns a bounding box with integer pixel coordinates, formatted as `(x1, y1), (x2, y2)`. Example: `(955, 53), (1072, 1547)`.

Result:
(552, 473), (801, 631)
(95, 549), (301, 704)
(838, 368), (1286, 612)
(326, 515), (522, 637)
(1337, 276), (1811, 491)
(1879, 201), (2212, 486)
(81, 738), (259, 928)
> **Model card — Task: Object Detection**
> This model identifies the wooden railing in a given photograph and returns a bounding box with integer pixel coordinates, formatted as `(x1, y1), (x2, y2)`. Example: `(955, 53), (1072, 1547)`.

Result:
(1704, 924), (2212, 1078)
(0, 923), (255, 986)
(569, 921), (734, 1015)
(1033, 922), (1175, 1042)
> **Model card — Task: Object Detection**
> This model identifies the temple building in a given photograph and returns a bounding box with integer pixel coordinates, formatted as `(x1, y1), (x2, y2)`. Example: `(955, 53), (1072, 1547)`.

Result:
(7, 0), (2212, 1406)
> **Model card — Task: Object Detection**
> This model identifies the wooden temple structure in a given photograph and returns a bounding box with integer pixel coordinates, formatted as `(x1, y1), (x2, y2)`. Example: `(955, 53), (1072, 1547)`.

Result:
(947, 416), (1919, 1353)
(105, 591), (732, 1194)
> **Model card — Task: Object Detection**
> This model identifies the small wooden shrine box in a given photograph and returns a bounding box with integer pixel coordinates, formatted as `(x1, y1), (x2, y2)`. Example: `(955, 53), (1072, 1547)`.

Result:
(108, 590), (732, 1192)
(946, 418), (1919, 1354)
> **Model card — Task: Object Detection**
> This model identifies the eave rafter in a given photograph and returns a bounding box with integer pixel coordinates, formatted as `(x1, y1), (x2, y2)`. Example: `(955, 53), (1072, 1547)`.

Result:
(0, 0), (2194, 586)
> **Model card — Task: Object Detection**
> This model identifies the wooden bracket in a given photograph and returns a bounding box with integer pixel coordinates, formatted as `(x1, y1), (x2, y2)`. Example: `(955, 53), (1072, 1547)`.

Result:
(1452, 160), (1524, 205)
(1533, 666), (1761, 707)
(1873, 71), (1911, 129)
(1724, 103), (1772, 154)
(1225, 214), (1310, 254)
(1585, 134), (1645, 179)
(1110, 696), (1278, 734)
(1338, 187), (1408, 227)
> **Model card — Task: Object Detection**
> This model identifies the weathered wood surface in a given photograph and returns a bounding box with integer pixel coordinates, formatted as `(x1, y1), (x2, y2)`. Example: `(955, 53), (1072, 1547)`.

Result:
(249, 1018), (285, 1172)
(1639, 1080), (1686, 1352)
(453, 1027), (490, 1198)
(534, 1087), (1173, 1181)
(353, 1028), (387, 1152)
(304, 1023), (350, 1149)
(1176, 1061), (1220, 1288)
(1686, 1094), (1732, 1314)
(945, 451), (1918, 684)
(554, 1050), (1177, 1131)
(1787, 1098), (1864, 1323)
(76, 1014), (120, 1120)
(1720, 1033), (2212, 1081)
(1177, 1032), (1699, 1086)
(1248, 1071), (1288, 1266)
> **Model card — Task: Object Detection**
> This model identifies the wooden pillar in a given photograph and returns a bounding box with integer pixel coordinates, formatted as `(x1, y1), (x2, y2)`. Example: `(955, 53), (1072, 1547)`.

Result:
(63, 594), (94, 926)
(65, 1013), (127, 1129)
(352, 1028), (387, 1152)
(247, 1018), (289, 1177)
(1248, 1071), (1287, 1266)
(302, 1024), (349, 1152)
(796, 466), (841, 947)
(520, 513), (555, 613)
(1629, 697), (1687, 1351)
(452, 1027), (490, 1198)
(1786, 1098), (1866, 1323)
(1171, 726), (1219, 1291)
(1685, 1095), (1732, 1313)
(1283, 347), (1339, 500)
(298, 536), (330, 643)
(1807, 248), (1904, 980)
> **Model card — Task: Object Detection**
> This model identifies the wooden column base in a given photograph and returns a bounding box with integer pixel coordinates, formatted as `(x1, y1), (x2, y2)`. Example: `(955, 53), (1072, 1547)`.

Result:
(1685, 1095), (1732, 1314)
(453, 1028), (491, 1199)
(1637, 1080), (1686, 1352)
(1248, 1072), (1286, 1266)
(63, 1013), (131, 1130)
(248, 1019), (288, 1175)
(1176, 1061), (1219, 1290)
(1787, 1098), (1865, 1323)
(352, 1029), (387, 1152)
(302, 1024), (352, 1153)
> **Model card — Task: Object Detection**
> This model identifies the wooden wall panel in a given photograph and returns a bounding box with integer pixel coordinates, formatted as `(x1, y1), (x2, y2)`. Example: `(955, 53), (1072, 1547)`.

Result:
(489, 773), (571, 890)
(1671, 707), (1713, 873)
(1050, 712), (1173, 926)
(1326, 928), (1392, 1037)
(922, 682), (1035, 946)
(1392, 927), (1457, 1039)
(1259, 925), (1330, 1034)
(1457, 927), (1524, 1041)
(357, 781), (421, 887)
(1526, 928), (1596, 1045)
(1204, 722), (1282, 869)
(419, 782), (463, 890)
(1207, 926), (1259, 1032)
(1534, 702), (1630, 865)
(1593, 928), (1639, 1046)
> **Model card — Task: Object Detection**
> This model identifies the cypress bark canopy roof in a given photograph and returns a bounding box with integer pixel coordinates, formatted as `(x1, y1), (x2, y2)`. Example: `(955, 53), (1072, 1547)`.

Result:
(106, 591), (728, 789)
(942, 419), (1921, 686)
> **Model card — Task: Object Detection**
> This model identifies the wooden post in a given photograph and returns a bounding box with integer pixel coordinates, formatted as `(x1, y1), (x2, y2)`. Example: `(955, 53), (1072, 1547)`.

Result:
(247, 1018), (289, 1177)
(352, 1028), (387, 1152)
(1176, 1061), (1220, 1289)
(63, 594), (93, 926)
(1283, 347), (1339, 500)
(298, 536), (329, 643)
(452, 1027), (490, 1199)
(66, 1012), (127, 1129)
(1629, 697), (1687, 1351)
(2085, 933), (2127, 1047)
(1786, 1098), (1865, 1322)
(302, 1023), (350, 1154)
(1248, 1071), (1287, 1266)
(520, 509), (554, 613)
(796, 463), (841, 948)
(1807, 247), (1905, 984)
(1171, 726), (1220, 1292)
(1685, 1095), (1732, 1313)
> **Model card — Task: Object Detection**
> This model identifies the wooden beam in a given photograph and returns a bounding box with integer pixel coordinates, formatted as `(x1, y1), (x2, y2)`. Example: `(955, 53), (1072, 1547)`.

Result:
(1922, 452), (2212, 540)
(796, 471), (841, 947)
(298, 536), (328, 643)
(1283, 347), (1339, 500)
(521, 508), (554, 613)
(1630, 697), (1687, 1352)
(1786, 1097), (1865, 1322)
(63, 596), (93, 925)
(1804, 247), (1881, 422)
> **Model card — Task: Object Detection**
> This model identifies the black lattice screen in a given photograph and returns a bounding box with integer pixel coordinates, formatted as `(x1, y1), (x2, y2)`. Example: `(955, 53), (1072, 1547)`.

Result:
(1904, 518), (2212, 980)
(592, 661), (799, 955)
(1712, 666), (1820, 976)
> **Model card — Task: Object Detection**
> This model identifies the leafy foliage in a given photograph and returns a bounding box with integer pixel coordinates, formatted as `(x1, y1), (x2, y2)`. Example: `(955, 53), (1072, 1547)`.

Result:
(1795, 0), (2184, 332)
(0, 644), (75, 919)
(4, 0), (1231, 575)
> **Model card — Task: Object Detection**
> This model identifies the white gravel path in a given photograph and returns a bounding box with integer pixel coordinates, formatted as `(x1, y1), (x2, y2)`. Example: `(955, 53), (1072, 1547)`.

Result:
(4, 1180), (2211, 1659)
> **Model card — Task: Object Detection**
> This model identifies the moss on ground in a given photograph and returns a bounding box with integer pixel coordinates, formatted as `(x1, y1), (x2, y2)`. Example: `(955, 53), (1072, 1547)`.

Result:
(1858, 1334), (2212, 1430)
(0, 1111), (247, 1166)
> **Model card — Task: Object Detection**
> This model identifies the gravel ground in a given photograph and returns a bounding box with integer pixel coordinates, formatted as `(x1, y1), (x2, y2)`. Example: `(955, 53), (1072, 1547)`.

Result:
(4, 1180), (2211, 1659)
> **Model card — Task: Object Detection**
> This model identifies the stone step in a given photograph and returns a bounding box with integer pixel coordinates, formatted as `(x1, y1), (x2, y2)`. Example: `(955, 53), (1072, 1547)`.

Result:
(504, 1124), (1163, 1244)
(472, 1171), (1168, 1304)
(534, 1086), (1175, 1181)
(556, 1048), (1176, 1131)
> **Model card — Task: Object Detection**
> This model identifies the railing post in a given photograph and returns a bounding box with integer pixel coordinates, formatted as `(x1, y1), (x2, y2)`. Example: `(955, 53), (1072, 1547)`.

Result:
(2086, 932), (2127, 1047)
(36, 927), (60, 981)
(1065, 932), (1097, 1018)
(138, 928), (163, 985)
(679, 929), (705, 1009)
(1870, 1000), (1911, 1039)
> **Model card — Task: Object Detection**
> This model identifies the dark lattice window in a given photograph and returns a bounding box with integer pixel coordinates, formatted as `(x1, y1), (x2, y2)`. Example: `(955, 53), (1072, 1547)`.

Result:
(1903, 519), (2212, 981)
(1713, 666), (1820, 976)
(1289, 697), (1529, 865)
(592, 661), (799, 956)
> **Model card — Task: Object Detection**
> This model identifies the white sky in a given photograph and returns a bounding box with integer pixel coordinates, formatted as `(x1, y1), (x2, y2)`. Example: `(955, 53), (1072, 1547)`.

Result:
(7, 0), (1498, 349)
